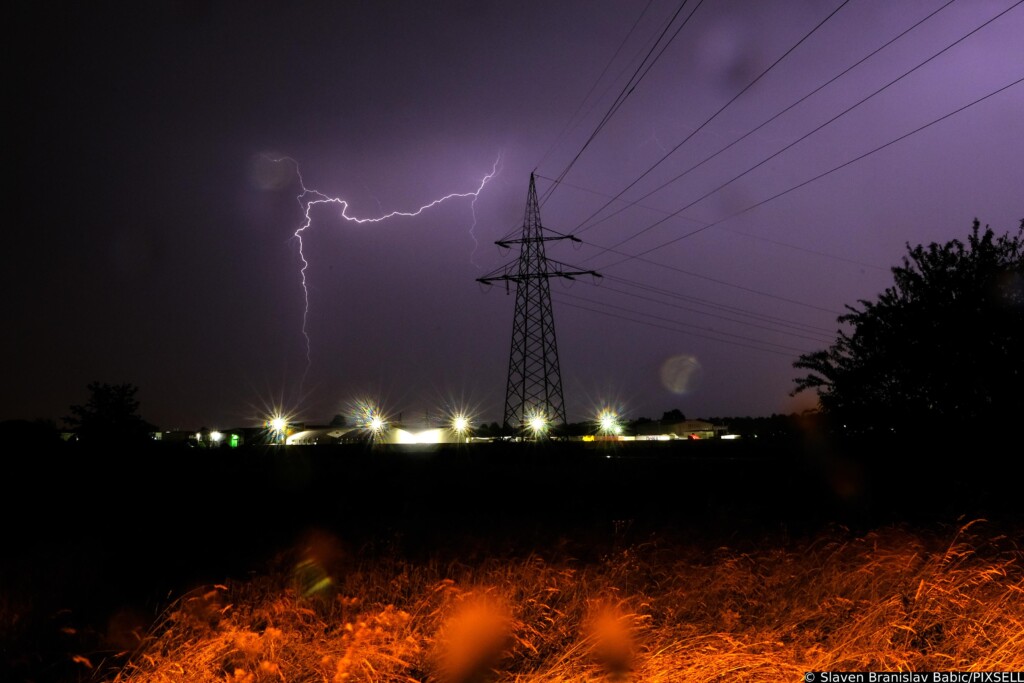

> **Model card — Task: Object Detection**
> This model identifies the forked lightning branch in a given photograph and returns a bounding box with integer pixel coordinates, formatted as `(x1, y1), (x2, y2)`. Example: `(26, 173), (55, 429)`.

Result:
(269, 154), (502, 378)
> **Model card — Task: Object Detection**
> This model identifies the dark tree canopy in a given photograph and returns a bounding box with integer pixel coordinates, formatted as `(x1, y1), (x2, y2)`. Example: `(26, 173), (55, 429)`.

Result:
(64, 381), (157, 444)
(793, 219), (1023, 434)
(661, 408), (686, 423)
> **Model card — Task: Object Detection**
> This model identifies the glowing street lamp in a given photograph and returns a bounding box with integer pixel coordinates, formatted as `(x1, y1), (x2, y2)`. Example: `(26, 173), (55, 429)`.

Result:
(597, 409), (621, 436)
(357, 402), (387, 440)
(266, 415), (288, 444)
(527, 412), (548, 438)
(450, 414), (471, 443)
(452, 415), (469, 432)
(210, 431), (223, 443)
(369, 415), (385, 434)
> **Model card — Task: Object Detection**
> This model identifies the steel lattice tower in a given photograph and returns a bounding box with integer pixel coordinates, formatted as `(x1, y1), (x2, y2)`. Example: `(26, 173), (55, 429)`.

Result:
(478, 174), (599, 430)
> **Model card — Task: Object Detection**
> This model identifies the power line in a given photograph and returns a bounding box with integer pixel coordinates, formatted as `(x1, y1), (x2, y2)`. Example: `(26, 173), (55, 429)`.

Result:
(535, 0), (658, 172)
(539, 0), (706, 206)
(571, 0), (959, 237)
(552, 294), (810, 357)
(555, 290), (812, 352)
(578, 279), (835, 343)
(597, 274), (837, 335)
(533, 63), (1022, 317)
(592, 74), (1024, 270)
(584, 1), (1023, 266)
(535, 173), (887, 271)
(585, 248), (845, 314)
(554, 239), (846, 314)
(564, 0), (852, 233)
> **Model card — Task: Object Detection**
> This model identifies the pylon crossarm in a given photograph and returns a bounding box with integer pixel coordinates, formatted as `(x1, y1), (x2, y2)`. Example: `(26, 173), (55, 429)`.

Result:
(478, 272), (593, 285)
(495, 234), (579, 248)
(545, 260), (601, 280)
(476, 261), (519, 283)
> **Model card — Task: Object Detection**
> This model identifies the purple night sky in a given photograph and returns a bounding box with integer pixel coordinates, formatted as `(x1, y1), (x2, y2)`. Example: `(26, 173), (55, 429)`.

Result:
(7, 0), (1022, 430)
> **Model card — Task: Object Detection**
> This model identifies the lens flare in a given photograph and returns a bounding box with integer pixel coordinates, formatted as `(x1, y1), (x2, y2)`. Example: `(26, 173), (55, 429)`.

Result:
(660, 354), (702, 394)
(264, 412), (294, 444)
(597, 409), (622, 435)
(348, 398), (389, 441)
(526, 411), (548, 436)
(451, 415), (470, 434)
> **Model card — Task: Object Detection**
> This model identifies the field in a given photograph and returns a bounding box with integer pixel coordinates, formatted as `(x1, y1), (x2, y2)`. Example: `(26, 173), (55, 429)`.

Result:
(2, 437), (1022, 681)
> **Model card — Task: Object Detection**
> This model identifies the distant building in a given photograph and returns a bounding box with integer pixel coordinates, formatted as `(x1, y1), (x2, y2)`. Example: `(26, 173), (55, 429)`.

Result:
(285, 427), (347, 445)
(285, 419), (470, 446)
(161, 427), (255, 448)
(634, 419), (727, 440)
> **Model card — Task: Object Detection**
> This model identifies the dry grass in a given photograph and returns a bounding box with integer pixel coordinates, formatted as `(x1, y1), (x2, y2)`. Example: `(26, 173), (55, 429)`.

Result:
(104, 520), (1024, 682)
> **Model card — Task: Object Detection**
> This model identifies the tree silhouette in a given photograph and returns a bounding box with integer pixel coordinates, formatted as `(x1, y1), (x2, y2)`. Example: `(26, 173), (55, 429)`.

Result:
(792, 219), (1023, 434)
(64, 381), (157, 444)
(661, 408), (686, 423)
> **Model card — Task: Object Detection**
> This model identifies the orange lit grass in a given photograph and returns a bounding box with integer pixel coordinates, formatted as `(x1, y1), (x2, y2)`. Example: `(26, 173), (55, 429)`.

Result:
(109, 521), (1024, 682)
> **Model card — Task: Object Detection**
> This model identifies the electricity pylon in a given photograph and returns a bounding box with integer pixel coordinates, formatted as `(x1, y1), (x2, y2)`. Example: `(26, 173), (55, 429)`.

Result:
(477, 173), (599, 432)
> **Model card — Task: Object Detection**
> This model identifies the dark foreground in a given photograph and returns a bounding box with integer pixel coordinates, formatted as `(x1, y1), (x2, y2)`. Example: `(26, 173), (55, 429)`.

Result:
(1, 435), (1021, 681)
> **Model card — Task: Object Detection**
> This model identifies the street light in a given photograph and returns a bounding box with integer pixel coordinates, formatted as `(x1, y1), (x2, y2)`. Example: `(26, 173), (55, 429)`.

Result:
(527, 412), (548, 438)
(450, 414), (471, 443)
(597, 409), (621, 436)
(266, 415), (288, 444)
(369, 415), (384, 434)
(357, 403), (387, 441)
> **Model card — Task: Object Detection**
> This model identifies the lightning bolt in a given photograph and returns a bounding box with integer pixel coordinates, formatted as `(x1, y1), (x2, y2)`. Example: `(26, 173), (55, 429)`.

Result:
(468, 167), (497, 270)
(267, 154), (502, 386)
